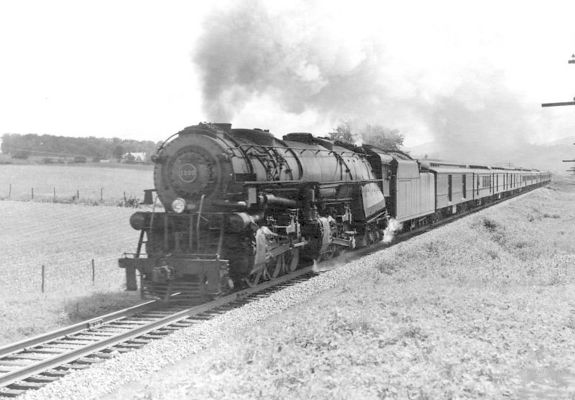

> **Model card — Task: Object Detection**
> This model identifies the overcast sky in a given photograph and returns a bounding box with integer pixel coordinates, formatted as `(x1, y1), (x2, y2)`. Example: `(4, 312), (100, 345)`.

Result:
(0, 0), (574, 148)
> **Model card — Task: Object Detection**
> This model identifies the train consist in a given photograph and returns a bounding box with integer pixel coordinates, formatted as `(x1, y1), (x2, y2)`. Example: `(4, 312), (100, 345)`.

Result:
(119, 122), (551, 301)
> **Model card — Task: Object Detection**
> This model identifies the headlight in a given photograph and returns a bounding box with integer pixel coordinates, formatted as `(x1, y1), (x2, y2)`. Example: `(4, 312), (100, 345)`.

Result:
(171, 198), (186, 213)
(129, 212), (149, 230)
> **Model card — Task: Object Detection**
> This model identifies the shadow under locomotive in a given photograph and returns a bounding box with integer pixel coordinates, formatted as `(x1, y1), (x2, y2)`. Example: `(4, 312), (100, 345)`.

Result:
(119, 122), (551, 303)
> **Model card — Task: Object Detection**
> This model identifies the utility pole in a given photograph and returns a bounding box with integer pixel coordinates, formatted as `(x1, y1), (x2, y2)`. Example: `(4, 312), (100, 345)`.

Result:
(542, 55), (575, 174)
(564, 144), (575, 174)
(541, 55), (575, 107)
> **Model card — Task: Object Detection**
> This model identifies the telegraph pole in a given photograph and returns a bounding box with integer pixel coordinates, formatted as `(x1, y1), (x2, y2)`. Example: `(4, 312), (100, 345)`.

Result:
(564, 145), (575, 174)
(541, 55), (575, 107)
(542, 55), (575, 174)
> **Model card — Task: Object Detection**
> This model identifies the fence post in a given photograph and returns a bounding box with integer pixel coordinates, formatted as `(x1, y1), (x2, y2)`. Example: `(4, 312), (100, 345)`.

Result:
(92, 259), (95, 284)
(76, 189), (80, 200)
(8, 184), (11, 199)
(53, 187), (56, 201)
(41, 265), (45, 293)
(100, 187), (103, 201)
(31, 187), (34, 200)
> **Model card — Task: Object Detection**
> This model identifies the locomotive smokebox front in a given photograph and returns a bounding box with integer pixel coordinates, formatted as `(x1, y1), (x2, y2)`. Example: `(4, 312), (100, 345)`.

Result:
(153, 125), (234, 211)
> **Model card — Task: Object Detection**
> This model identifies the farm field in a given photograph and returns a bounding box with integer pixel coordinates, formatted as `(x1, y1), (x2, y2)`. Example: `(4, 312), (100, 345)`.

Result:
(0, 201), (143, 345)
(109, 177), (575, 399)
(0, 164), (153, 204)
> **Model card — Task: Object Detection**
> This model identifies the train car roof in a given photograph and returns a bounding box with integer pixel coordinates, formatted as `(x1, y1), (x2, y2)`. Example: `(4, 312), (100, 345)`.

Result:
(421, 161), (542, 174)
(422, 166), (490, 174)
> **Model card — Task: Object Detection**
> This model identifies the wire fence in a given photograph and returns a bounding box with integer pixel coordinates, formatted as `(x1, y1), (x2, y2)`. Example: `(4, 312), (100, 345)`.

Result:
(0, 164), (153, 206)
(1, 256), (130, 298)
(1, 184), (143, 205)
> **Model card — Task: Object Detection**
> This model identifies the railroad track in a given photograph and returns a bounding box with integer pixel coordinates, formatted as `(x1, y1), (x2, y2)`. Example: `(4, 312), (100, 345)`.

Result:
(0, 267), (315, 398)
(0, 186), (544, 398)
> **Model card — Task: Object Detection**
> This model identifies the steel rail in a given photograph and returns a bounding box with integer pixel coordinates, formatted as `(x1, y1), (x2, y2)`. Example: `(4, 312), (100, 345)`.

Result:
(0, 265), (315, 392)
(0, 300), (158, 359)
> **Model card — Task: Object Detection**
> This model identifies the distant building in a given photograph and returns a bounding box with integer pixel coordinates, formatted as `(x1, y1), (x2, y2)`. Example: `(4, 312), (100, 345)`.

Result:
(122, 152), (147, 163)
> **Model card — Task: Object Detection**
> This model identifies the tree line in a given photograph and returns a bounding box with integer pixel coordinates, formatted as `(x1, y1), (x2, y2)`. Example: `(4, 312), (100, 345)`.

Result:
(328, 121), (404, 150)
(1, 133), (159, 162)
(0, 123), (404, 162)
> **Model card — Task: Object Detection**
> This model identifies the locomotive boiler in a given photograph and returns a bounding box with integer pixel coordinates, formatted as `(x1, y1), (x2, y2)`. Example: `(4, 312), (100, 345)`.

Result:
(119, 123), (389, 301)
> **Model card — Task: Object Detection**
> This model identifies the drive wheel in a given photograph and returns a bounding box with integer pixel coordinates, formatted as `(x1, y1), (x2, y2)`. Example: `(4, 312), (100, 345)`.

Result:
(264, 256), (283, 280)
(282, 248), (300, 274)
(244, 268), (263, 287)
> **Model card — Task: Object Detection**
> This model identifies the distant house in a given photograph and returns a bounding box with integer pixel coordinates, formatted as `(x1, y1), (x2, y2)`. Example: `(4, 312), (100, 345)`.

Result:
(122, 152), (147, 163)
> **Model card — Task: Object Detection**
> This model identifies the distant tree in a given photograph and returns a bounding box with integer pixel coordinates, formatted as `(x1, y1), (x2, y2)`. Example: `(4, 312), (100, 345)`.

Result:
(328, 122), (404, 150)
(328, 121), (354, 143)
(113, 145), (125, 162)
(1, 133), (156, 162)
(361, 124), (404, 150)
(13, 150), (30, 159)
(1, 134), (10, 154)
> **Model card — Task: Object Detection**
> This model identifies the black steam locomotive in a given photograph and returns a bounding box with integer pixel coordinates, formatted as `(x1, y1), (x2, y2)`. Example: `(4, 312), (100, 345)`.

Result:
(119, 122), (550, 301)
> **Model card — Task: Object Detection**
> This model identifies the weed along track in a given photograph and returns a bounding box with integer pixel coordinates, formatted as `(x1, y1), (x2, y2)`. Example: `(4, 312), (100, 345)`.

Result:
(0, 267), (315, 398)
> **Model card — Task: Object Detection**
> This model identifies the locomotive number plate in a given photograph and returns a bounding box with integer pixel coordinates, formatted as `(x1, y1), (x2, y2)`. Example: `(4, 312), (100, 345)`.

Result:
(179, 163), (198, 183)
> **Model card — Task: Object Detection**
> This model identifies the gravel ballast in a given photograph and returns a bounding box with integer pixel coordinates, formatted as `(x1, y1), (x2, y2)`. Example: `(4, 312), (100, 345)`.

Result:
(20, 246), (395, 400)
(19, 183), (575, 400)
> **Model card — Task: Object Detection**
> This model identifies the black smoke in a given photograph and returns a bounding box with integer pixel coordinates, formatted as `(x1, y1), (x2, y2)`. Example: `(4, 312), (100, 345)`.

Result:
(193, 1), (557, 170)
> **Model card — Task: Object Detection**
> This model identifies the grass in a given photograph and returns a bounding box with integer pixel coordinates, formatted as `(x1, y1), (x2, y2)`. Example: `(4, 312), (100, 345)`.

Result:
(127, 176), (575, 399)
(0, 201), (144, 345)
(0, 164), (153, 204)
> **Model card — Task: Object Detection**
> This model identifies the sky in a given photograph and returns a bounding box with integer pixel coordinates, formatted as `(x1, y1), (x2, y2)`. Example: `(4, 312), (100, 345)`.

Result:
(0, 0), (574, 151)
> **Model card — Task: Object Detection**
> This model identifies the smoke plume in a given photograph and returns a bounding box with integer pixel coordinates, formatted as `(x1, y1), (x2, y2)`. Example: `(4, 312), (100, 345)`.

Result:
(193, 0), (391, 123)
(193, 1), (547, 168)
(383, 218), (403, 244)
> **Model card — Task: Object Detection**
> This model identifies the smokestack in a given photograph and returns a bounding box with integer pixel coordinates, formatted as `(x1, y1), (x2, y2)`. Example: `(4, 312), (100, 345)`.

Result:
(212, 123), (232, 133)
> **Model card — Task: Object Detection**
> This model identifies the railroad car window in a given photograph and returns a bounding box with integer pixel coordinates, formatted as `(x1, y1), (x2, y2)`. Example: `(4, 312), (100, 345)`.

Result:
(477, 175), (480, 195)
(462, 175), (466, 199)
(496, 174), (499, 191)
(448, 175), (452, 202)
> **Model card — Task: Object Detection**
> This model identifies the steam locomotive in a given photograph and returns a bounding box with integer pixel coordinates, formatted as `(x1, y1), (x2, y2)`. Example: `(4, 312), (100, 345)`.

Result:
(119, 122), (550, 301)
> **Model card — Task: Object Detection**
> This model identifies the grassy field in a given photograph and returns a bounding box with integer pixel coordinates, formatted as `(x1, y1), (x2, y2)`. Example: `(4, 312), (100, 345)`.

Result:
(0, 201), (144, 345)
(0, 164), (153, 204)
(122, 177), (575, 399)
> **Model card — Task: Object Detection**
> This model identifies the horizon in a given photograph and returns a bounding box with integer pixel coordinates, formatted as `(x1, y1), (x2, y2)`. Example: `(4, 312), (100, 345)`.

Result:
(2, 128), (573, 173)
